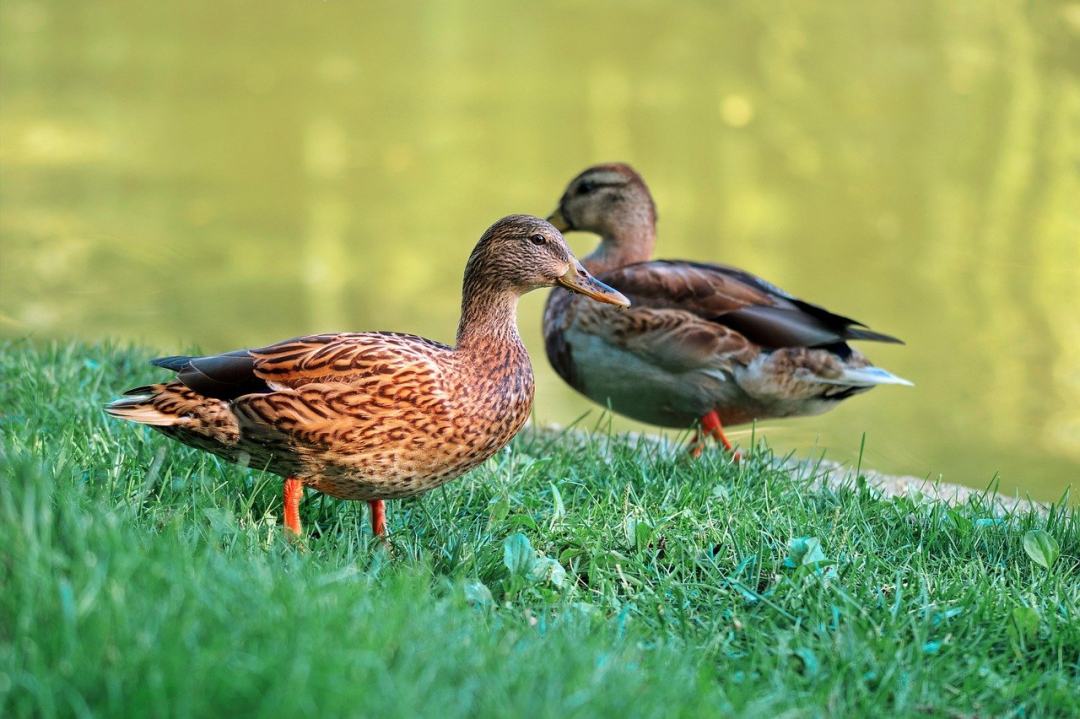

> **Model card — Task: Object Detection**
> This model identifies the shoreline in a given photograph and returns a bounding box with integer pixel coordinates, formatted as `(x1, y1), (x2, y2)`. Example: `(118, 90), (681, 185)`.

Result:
(529, 424), (1046, 513)
(799, 459), (1043, 513)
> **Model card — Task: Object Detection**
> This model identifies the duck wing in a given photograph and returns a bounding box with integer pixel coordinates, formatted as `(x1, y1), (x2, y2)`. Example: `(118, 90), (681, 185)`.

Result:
(152, 332), (452, 401)
(131, 332), (456, 455)
(598, 260), (903, 351)
(545, 282), (753, 380)
(549, 260), (902, 379)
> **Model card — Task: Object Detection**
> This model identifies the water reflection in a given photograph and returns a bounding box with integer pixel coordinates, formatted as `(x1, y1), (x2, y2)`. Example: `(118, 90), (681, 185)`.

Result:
(1, 0), (1077, 500)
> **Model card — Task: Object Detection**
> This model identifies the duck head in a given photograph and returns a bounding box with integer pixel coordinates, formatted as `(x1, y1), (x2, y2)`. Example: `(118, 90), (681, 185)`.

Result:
(464, 215), (630, 307)
(548, 163), (656, 236)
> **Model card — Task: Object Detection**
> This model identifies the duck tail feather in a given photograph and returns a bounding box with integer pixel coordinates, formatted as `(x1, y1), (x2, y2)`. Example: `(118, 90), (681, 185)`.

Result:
(845, 327), (904, 345)
(151, 355), (193, 372)
(824, 365), (913, 388)
(105, 384), (182, 426)
(104, 401), (181, 426)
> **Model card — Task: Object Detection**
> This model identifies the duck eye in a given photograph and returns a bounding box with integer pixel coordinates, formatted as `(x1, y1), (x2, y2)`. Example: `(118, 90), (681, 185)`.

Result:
(529, 234), (546, 246)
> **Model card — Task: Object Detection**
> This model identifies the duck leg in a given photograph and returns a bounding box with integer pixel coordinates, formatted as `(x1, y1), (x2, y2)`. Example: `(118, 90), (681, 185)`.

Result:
(369, 499), (387, 536)
(283, 477), (303, 535)
(687, 427), (705, 458)
(701, 410), (742, 461)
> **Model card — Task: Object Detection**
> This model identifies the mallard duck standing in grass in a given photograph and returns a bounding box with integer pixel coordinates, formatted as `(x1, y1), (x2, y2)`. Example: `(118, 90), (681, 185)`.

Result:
(107, 215), (629, 536)
(543, 164), (910, 457)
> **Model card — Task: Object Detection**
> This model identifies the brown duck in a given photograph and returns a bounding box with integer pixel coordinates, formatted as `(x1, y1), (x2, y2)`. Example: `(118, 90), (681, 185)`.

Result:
(107, 215), (629, 536)
(543, 164), (910, 456)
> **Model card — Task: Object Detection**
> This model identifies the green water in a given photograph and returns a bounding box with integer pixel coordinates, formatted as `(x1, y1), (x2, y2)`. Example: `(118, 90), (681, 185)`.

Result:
(2, 1), (1078, 501)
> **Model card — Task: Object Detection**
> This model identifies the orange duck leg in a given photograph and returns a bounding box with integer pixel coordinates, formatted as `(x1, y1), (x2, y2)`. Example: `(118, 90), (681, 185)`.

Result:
(283, 479), (387, 537)
(283, 477), (304, 535)
(687, 410), (742, 462)
(369, 500), (386, 537)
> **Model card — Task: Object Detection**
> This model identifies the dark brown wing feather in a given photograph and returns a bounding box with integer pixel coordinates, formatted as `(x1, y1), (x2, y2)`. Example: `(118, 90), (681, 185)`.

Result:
(152, 350), (270, 400)
(597, 260), (903, 350)
(152, 350), (268, 399)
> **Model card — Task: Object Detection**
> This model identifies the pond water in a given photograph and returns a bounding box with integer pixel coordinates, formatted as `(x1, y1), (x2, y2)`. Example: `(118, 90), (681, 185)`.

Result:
(2, 1), (1078, 501)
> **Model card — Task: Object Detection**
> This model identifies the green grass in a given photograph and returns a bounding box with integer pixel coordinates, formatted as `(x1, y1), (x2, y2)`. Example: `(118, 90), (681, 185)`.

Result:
(1, 340), (1078, 718)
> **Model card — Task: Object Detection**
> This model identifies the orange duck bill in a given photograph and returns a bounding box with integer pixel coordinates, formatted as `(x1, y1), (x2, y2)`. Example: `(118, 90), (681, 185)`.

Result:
(556, 261), (630, 308)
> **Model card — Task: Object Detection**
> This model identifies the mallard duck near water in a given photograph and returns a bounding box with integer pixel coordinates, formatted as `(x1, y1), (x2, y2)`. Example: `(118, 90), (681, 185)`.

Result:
(107, 215), (629, 536)
(543, 164), (911, 456)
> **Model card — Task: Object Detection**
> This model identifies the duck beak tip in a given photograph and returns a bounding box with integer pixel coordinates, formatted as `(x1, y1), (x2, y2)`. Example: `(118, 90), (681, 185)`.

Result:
(547, 208), (571, 232)
(556, 267), (630, 308)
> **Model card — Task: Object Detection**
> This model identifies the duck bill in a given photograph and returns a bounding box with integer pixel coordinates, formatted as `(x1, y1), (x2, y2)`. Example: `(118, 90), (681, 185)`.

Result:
(547, 208), (571, 232)
(556, 263), (630, 308)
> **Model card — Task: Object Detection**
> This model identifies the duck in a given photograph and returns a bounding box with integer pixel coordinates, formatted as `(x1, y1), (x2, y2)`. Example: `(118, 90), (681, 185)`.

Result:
(106, 215), (629, 537)
(542, 164), (911, 457)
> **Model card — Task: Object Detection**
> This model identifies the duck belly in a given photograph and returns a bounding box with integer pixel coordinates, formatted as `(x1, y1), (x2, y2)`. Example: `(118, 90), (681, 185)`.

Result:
(309, 443), (499, 501)
(258, 407), (531, 503)
(223, 384), (534, 502)
(567, 333), (743, 428)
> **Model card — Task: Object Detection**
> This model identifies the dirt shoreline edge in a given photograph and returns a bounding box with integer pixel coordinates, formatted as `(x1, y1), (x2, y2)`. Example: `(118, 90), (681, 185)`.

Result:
(529, 424), (1046, 514)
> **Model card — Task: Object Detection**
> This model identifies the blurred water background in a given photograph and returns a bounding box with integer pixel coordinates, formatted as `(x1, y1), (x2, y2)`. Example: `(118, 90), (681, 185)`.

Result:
(2, 1), (1078, 500)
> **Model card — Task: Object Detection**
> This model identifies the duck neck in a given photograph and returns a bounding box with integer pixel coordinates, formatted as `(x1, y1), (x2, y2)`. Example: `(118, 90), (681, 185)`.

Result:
(582, 221), (656, 274)
(455, 280), (524, 355)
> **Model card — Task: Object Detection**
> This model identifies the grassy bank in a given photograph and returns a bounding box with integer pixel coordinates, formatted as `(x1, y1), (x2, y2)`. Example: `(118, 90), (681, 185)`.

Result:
(1, 340), (1078, 718)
